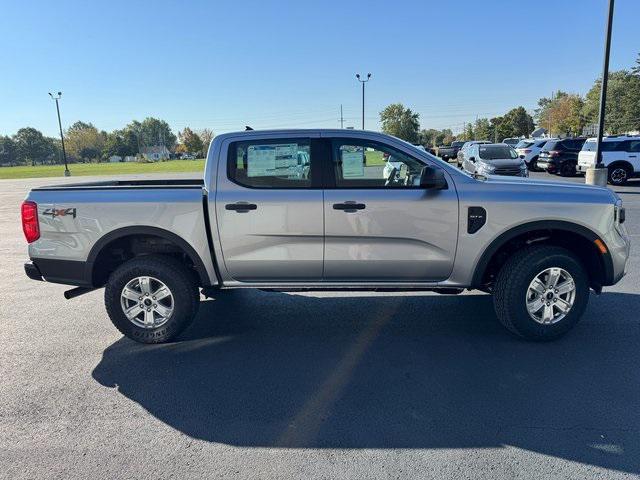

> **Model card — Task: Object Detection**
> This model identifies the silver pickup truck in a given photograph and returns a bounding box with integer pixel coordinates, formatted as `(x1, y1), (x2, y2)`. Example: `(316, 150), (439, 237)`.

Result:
(22, 129), (630, 343)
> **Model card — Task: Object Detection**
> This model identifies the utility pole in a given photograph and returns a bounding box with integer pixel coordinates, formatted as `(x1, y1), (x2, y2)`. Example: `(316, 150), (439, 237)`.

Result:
(355, 73), (371, 129)
(587, 0), (615, 186)
(48, 92), (70, 177)
(548, 91), (554, 138)
(340, 104), (344, 129)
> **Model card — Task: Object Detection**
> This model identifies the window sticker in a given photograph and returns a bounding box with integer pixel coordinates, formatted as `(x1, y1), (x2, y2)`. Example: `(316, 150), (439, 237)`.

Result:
(342, 150), (365, 178)
(247, 143), (299, 177)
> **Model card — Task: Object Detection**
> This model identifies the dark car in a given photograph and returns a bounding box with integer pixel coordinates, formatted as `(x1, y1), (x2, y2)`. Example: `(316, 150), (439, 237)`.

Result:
(537, 138), (587, 176)
(437, 141), (465, 162)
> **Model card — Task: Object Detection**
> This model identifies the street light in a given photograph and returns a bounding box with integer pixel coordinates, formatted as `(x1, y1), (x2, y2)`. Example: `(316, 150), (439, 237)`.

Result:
(48, 91), (70, 177)
(355, 73), (371, 130)
(587, 0), (615, 186)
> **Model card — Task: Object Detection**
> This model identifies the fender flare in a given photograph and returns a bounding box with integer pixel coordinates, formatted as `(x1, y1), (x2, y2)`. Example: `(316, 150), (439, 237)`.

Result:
(471, 220), (614, 287)
(86, 226), (212, 287)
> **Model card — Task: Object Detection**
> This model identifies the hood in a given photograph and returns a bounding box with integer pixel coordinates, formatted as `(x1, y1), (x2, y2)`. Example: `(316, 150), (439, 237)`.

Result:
(480, 158), (524, 168)
(482, 175), (618, 201)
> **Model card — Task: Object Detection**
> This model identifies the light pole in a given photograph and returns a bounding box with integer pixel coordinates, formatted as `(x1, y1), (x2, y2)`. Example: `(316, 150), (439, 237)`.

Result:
(48, 92), (70, 176)
(587, 0), (614, 186)
(355, 73), (371, 130)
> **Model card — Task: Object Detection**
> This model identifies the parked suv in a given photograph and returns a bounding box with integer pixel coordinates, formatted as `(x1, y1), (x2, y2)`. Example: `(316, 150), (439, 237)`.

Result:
(457, 140), (491, 167)
(515, 138), (556, 172)
(577, 136), (640, 185)
(462, 143), (528, 177)
(537, 138), (587, 176)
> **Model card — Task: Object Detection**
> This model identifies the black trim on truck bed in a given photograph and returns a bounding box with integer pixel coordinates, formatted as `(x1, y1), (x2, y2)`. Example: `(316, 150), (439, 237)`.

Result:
(33, 179), (204, 191)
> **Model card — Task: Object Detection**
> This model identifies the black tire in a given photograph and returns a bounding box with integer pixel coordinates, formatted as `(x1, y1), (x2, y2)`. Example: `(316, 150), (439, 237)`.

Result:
(493, 245), (589, 341)
(608, 164), (630, 186)
(529, 156), (540, 172)
(104, 255), (200, 344)
(559, 162), (576, 177)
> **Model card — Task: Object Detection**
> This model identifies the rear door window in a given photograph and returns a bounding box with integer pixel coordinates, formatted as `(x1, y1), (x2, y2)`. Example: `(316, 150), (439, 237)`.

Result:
(627, 140), (640, 152)
(228, 138), (313, 188)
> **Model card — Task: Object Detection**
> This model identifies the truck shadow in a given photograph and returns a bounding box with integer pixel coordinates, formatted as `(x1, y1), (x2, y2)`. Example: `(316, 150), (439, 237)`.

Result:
(92, 290), (640, 474)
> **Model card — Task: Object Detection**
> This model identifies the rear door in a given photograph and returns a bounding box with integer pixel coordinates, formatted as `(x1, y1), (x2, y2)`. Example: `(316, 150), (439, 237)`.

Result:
(214, 134), (325, 282)
(322, 137), (459, 281)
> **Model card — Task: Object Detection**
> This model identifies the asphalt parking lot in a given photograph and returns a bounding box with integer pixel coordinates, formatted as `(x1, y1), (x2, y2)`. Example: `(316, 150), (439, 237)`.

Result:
(1, 172), (639, 479)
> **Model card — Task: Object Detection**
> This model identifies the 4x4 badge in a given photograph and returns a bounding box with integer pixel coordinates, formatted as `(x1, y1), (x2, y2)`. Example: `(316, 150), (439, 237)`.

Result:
(43, 207), (76, 219)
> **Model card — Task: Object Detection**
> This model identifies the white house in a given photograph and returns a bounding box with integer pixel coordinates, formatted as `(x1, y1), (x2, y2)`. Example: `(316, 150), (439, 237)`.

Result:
(142, 145), (171, 162)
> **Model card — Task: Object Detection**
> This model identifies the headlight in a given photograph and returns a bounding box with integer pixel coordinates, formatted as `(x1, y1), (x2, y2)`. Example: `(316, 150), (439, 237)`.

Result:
(615, 199), (626, 225)
(477, 163), (495, 174)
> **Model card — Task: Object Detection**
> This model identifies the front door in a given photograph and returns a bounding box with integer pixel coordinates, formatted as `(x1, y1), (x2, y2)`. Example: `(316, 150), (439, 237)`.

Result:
(323, 138), (459, 282)
(215, 135), (324, 282)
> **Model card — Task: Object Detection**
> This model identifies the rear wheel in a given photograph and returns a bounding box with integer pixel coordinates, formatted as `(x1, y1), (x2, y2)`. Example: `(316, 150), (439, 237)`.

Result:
(608, 165), (630, 186)
(559, 162), (576, 177)
(105, 255), (200, 344)
(493, 245), (589, 341)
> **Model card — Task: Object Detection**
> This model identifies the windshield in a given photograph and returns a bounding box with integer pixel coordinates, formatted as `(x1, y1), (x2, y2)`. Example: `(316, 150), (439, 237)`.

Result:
(515, 140), (533, 149)
(478, 145), (518, 160)
(452, 141), (465, 147)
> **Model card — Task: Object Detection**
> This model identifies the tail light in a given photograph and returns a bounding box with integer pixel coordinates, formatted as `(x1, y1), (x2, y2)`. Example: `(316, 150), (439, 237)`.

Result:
(549, 150), (560, 157)
(21, 201), (40, 243)
(524, 149), (532, 154)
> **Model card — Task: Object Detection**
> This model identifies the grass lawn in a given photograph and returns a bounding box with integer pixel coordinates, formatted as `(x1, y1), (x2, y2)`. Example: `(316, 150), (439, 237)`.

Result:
(365, 150), (385, 166)
(0, 159), (205, 180)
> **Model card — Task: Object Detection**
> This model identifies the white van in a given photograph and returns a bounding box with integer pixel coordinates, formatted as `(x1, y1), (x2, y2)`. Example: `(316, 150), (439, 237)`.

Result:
(578, 136), (640, 185)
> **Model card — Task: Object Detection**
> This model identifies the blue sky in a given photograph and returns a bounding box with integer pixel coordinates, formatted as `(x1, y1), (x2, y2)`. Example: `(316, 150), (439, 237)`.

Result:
(1, 0), (638, 137)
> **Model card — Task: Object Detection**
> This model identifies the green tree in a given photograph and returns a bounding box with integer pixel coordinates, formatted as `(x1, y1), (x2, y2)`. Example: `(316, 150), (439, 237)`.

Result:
(0, 135), (17, 165)
(536, 91), (586, 137)
(501, 106), (535, 138)
(127, 118), (176, 150)
(379, 103), (420, 143)
(178, 127), (203, 154)
(459, 122), (474, 141)
(473, 118), (492, 141)
(103, 130), (136, 158)
(13, 127), (54, 165)
(65, 121), (105, 161)
(582, 70), (640, 134)
(197, 128), (214, 157)
(632, 52), (640, 76)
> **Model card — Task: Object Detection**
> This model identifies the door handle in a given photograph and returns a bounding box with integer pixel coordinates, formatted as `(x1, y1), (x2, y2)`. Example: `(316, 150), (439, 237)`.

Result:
(630, 155), (637, 158)
(225, 202), (257, 212)
(333, 201), (366, 212)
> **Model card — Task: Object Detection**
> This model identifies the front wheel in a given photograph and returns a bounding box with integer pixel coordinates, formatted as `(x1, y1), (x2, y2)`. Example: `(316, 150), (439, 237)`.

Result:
(104, 255), (200, 344)
(493, 245), (589, 341)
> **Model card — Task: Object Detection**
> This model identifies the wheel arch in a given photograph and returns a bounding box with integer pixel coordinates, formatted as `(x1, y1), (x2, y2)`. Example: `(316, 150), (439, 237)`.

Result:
(86, 226), (213, 288)
(471, 220), (614, 291)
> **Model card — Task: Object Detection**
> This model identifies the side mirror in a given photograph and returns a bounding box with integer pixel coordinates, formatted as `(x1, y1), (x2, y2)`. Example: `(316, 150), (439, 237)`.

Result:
(420, 166), (447, 190)
(468, 156), (476, 162)
(519, 155), (525, 159)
